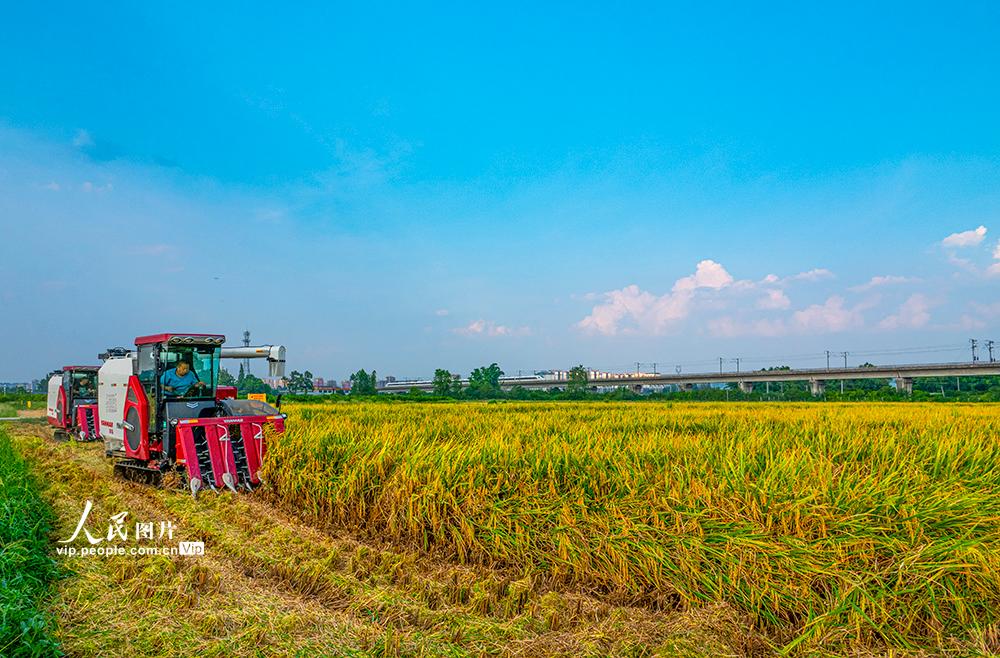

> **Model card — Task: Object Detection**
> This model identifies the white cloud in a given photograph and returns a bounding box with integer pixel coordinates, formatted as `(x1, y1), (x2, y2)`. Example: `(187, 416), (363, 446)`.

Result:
(957, 315), (987, 330)
(877, 294), (932, 330)
(849, 275), (919, 292)
(941, 225), (987, 248)
(970, 301), (1000, 319)
(72, 129), (93, 148)
(672, 259), (734, 292)
(784, 268), (834, 283)
(434, 309), (449, 317)
(578, 262), (852, 336)
(946, 253), (976, 272)
(578, 260), (734, 336)
(577, 284), (662, 335)
(792, 296), (865, 333)
(988, 262), (1000, 277)
(453, 319), (529, 337)
(993, 239), (1000, 260)
(80, 181), (113, 193)
(708, 316), (788, 338)
(41, 181), (60, 191)
(757, 289), (791, 310)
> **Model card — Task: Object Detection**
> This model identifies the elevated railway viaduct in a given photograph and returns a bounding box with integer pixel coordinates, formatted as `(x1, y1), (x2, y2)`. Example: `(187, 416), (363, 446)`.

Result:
(381, 362), (1000, 396)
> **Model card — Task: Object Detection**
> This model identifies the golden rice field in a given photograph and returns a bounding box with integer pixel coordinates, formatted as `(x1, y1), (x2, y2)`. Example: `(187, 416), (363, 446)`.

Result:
(263, 401), (1000, 654)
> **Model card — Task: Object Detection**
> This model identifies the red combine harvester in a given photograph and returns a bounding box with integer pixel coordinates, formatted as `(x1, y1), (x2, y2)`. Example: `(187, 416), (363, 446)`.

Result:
(97, 333), (287, 497)
(46, 366), (102, 441)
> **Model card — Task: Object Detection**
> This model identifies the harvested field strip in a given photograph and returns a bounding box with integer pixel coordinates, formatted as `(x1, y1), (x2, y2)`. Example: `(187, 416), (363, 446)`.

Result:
(5, 421), (756, 657)
(262, 402), (1000, 654)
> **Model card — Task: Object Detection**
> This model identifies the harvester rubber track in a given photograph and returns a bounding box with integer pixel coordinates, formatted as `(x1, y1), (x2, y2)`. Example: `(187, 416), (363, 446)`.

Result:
(113, 460), (164, 486)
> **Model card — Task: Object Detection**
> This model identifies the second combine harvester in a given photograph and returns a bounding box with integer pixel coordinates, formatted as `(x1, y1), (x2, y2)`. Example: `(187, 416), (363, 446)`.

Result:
(98, 333), (287, 498)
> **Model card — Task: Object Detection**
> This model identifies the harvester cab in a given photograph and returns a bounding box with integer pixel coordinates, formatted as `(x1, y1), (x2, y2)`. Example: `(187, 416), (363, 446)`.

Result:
(98, 333), (287, 497)
(46, 365), (102, 441)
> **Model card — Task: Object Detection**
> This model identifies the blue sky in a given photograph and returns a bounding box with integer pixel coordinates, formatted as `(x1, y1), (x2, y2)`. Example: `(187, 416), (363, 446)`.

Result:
(1, 2), (999, 381)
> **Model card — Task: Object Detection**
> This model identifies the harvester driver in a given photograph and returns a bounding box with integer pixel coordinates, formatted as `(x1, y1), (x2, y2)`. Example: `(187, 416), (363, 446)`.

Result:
(161, 361), (206, 397)
(77, 377), (95, 398)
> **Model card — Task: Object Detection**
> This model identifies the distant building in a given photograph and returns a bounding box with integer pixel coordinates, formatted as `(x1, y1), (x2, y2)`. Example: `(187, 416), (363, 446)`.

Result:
(261, 376), (287, 389)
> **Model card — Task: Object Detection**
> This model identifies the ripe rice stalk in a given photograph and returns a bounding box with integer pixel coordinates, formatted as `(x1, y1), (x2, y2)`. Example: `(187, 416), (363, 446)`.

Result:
(259, 401), (1000, 652)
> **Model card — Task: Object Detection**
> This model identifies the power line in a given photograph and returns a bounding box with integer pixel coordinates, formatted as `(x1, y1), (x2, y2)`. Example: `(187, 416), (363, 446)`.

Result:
(555, 342), (986, 378)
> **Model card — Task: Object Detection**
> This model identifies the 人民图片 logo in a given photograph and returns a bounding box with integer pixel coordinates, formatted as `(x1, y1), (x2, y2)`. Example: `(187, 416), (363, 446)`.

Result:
(56, 500), (201, 558)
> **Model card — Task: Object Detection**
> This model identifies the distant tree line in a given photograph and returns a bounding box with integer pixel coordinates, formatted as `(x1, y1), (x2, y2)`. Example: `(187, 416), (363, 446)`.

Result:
(333, 364), (1000, 402)
(42, 362), (1000, 403)
(219, 365), (278, 395)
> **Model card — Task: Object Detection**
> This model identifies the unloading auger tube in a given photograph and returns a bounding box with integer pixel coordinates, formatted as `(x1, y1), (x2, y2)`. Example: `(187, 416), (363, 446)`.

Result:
(220, 344), (286, 378)
(96, 333), (288, 499)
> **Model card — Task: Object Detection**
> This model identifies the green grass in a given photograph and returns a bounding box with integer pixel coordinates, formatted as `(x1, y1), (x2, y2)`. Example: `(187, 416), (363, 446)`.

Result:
(0, 425), (62, 657)
(0, 393), (42, 417)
